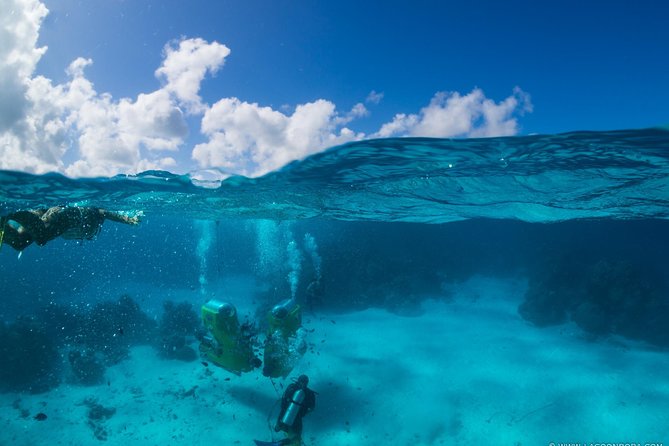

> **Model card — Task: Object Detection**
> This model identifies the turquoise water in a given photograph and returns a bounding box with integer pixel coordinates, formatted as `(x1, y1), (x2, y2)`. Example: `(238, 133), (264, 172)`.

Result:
(2, 127), (668, 222)
(1, 128), (668, 445)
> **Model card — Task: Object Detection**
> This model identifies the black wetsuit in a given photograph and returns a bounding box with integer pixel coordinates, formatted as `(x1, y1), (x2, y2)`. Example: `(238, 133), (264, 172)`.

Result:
(1, 207), (106, 250)
(276, 383), (316, 436)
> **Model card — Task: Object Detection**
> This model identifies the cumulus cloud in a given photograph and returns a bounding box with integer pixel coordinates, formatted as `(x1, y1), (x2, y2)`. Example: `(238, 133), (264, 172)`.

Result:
(346, 103), (369, 120)
(366, 90), (384, 104)
(0, 0), (531, 178)
(0, 0), (224, 176)
(155, 38), (230, 114)
(193, 87), (531, 176)
(376, 87), (532, 139)
(193, 98), (363, 176)
(0, 0), (53, 171)
(59, 55), (198, 177)
(25, 56), (191, 177)
(118, 90), (189, 151)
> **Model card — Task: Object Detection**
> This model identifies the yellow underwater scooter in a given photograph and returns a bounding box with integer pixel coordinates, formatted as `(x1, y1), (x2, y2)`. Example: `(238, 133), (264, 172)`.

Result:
(199, 300), (260, 375)
(263, 299), (306, 379)
(199, 298), (306, 378)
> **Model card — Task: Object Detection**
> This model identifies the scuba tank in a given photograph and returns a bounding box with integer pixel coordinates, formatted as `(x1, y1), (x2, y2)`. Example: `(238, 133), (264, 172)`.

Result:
(280, 387), (306, 427)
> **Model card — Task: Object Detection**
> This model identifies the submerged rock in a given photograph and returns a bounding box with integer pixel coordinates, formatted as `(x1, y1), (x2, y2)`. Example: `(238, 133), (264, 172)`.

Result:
(519, 257), (669, 346)
(155, 301), (199, 361)
(0, 317), (61, 393)
(81, 295), (156, 365)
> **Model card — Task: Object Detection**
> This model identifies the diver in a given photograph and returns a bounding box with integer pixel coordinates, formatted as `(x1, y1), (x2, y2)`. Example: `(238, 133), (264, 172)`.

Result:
(273, 374), (316, 445)
(0, 206), (140, 251)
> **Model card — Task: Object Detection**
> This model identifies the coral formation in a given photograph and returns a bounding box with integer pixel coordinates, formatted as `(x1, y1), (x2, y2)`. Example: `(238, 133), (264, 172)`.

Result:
(80, 295), (156, 364)
(519, 258), (669, 346)
(518, 256), (585, 327)
(156, 301), (199, 360)
(35, 302), (85, 347)
(1, 294), (156, 393)
(0, 317), (61, 393)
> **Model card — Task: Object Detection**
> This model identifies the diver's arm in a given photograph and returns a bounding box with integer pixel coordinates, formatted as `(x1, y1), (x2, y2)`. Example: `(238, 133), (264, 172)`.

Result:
(100, 209), (140, 225)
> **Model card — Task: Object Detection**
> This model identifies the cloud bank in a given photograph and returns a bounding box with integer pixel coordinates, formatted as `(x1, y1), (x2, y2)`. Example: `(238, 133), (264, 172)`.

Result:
(0, 0), (532, 178)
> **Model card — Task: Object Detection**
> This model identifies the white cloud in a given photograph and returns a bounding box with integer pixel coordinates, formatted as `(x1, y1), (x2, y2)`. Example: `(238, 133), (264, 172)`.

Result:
(118, 90), (189, 151)
(194, 98), (362, 176)
(0, 0), (47, 80)
(58, 57), (191, 177)
(376, 87), (531, 138)
(347, 103), (369, 120)
(0, 0), (53, 171)
(0, 0), (219, 177)
(155, 38), (230, 114)
(0, 0), (532, 179)
(194, 87), (531, 177)
(366, 90), (384, 104)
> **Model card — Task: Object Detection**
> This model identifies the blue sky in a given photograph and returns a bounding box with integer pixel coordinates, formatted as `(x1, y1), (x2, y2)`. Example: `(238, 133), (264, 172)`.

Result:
(1, 0), (668, 177)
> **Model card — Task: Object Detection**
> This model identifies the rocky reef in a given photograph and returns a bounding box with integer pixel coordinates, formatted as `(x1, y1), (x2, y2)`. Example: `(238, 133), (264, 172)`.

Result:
(156, 301), (199, 361)
(0, 294), (171, 393)
(519, 257), (669, 346)
(0, 316), (61, 393)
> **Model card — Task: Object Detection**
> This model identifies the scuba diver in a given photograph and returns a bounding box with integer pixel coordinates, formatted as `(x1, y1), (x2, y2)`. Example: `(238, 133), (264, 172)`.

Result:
(0, 206), (140, 252)
(253, 374), (316, 446)
(273, 375), (316, 444)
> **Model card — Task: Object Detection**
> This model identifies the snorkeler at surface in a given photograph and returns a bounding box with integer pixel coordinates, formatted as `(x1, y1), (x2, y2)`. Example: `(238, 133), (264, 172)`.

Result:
(0, 206), (140, 251)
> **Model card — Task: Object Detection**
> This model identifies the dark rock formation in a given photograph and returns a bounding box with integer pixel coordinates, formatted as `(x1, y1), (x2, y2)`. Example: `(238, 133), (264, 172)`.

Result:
(0, 317), (61, 393)
(156, 301), (199, 360)
(519, 257), (669, 346)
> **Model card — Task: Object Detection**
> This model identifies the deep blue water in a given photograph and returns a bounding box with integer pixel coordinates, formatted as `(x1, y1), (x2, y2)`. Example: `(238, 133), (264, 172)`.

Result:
(1, 129), (669, 443)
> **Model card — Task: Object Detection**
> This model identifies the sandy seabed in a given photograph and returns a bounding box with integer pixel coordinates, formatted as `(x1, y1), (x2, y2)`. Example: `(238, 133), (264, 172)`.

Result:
(2, 276), (668, 446)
